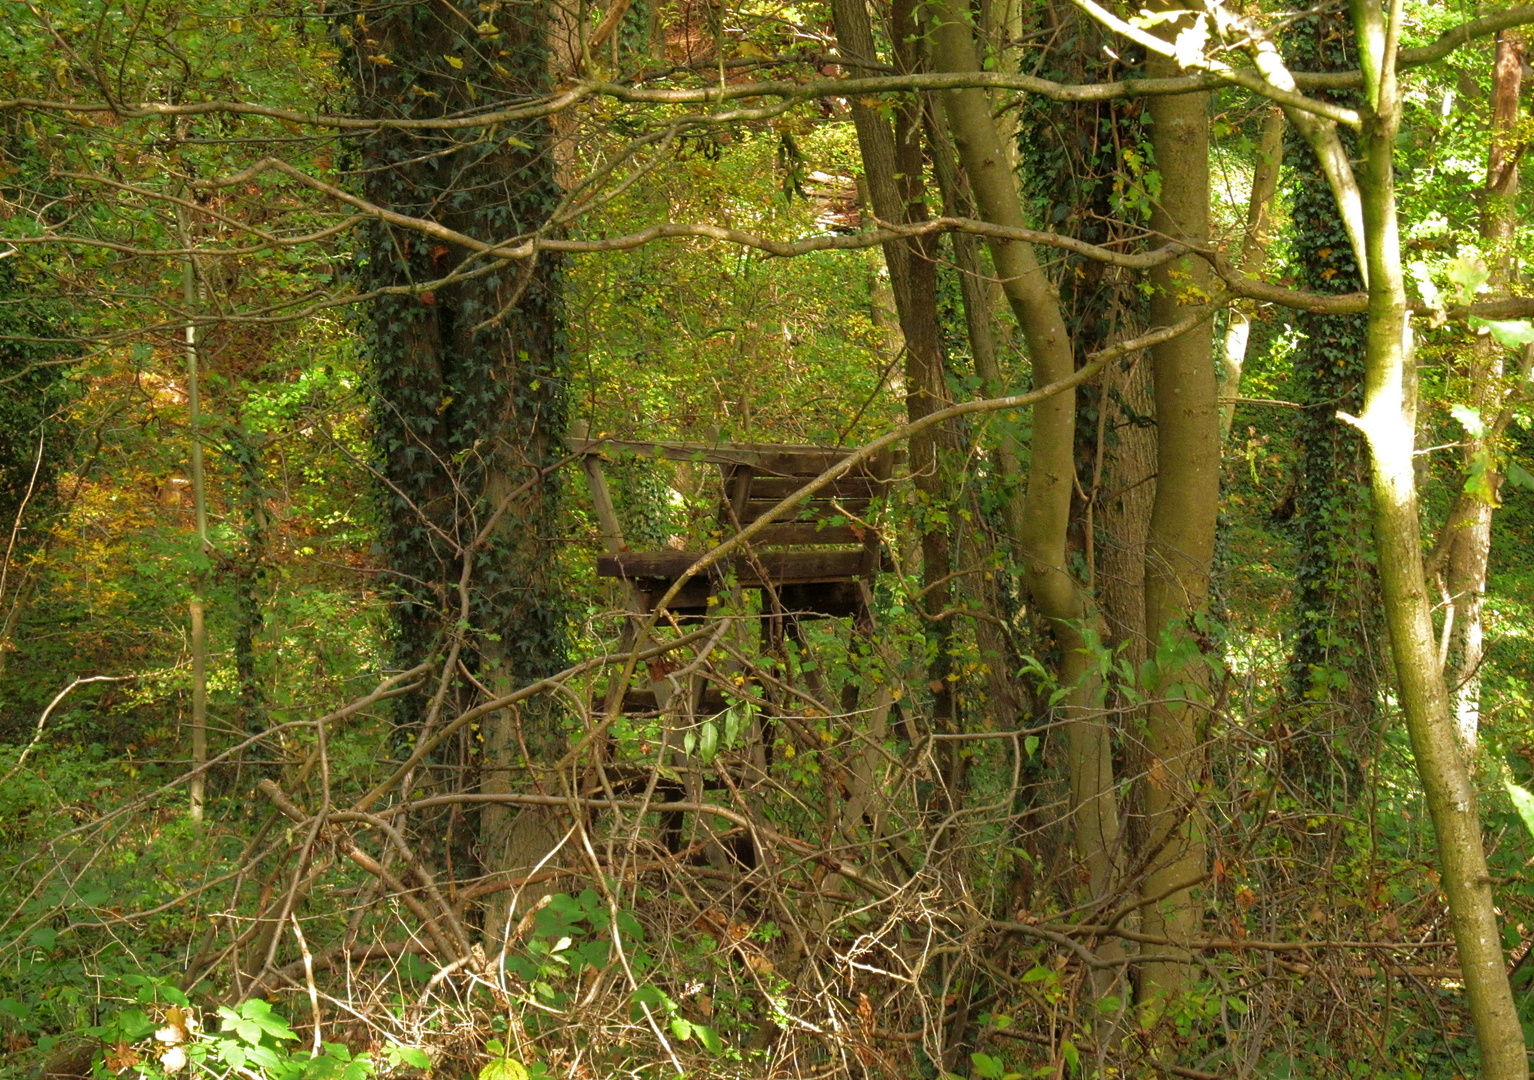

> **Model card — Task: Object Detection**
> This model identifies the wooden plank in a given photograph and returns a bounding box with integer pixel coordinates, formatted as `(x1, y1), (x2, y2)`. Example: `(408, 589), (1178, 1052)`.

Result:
(572, 438), (904, 476)
(745, 475), (883, 500)
(742, 498), (871, 521)
(749, 523), (863, 546)
(598, 549), (869, 584)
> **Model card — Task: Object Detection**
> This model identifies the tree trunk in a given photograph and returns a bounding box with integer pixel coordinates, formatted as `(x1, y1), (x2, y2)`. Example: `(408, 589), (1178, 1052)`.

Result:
(1344, 5), (1526, 1072)
(1284, 12), (1379, 799)
(1219, 108), (1285, 440)
(349, 0), (568, 942)
(928, 0), (1120, 913)
(830, 0), (957, 748)
(1136, 43), (1218, 1007)
(1435, 29), (1523, 758)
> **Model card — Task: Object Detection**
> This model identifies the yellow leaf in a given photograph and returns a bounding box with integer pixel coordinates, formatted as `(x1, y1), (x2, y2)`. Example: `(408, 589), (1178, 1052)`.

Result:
(444, 54), (464, 69)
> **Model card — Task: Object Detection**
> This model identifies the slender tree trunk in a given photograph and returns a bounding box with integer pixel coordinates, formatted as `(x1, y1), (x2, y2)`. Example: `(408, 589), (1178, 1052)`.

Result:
(1344, 4), (1525, 1072)
(928, 0), (1120, 910)
(1136, 42), (1218, 1007)
(1435, 30), (1523, 758)
(830, 0), (957, 747)
(1219, 108), (1285, 440)
(180, 233), (209, 823)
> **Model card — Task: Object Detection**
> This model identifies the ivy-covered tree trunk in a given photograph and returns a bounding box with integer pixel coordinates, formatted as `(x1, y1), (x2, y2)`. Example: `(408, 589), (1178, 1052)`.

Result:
(1015, 2), (1155, 735)
(347, 0), (568, 938)
(1284, 11), (1379, 799)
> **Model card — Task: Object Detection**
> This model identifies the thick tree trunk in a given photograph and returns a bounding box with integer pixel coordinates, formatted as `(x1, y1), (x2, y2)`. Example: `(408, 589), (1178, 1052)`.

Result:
(928, 0), (1120, 910)
(1344, 6), (1525, 1073)
(1436, 30), (1523, 757)
(1136, 46), (1218, 1007)
(350, 0), (568, 944)
(1284, 13), (1379, 797)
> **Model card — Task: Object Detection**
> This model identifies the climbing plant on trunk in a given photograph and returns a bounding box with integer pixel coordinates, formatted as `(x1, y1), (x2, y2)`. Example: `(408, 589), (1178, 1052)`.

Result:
(345, 0), (569, 931)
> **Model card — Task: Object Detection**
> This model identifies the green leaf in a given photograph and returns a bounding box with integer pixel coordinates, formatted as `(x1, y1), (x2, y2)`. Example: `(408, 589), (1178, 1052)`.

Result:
(694, 1024), (722, 1054)
(1451, 404), (1486, 438)
(971, 1052), (1004, 1079)
(388, 1046), (431, 1070)
(1023, 735), (1039, 759)
(1470, 316), (1534, 350)
(670, 1016), (692, 1041)
(1464, 449), (1501, 506)
(1447, 256), (1491, 302)
(479, 1058), (528, 1080)
(1507, 460), (1534, 491)
(1507, 780), (1534, 838)
(698, 719), (718, 763)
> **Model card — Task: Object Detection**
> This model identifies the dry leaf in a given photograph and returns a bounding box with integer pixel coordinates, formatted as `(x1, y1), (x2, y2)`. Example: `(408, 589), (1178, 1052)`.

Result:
(159, 1045), (188, 1073)
(104, 1042), (141, 1071)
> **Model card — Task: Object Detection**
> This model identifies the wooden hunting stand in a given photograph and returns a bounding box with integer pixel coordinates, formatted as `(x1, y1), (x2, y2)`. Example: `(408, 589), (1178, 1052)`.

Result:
(573, 433), (897, 626)
(572, 430), (901, 864)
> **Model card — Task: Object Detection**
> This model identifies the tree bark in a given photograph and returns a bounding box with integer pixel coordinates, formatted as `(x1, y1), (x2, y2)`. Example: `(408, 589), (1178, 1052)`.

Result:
(1219, 108), (1285, 440)
(1136, 42), (1219, 1007)
(928, 0), (1120, 911)
(1434, 30), (1523, 757)
(830, 0), (957, 746)
(1343, 4), (1526, 1072)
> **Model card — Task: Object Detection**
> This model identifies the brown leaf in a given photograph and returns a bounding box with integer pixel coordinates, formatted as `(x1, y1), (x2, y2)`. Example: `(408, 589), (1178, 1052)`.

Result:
(104, 1042), (141, 1071)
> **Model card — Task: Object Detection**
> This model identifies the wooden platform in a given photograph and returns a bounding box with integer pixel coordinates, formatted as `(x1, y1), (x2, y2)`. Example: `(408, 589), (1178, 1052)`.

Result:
(580, 437), (894, 620)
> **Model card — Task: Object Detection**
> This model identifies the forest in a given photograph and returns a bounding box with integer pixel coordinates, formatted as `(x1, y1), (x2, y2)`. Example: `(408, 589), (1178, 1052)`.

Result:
(8, 0), (1534, 1077)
